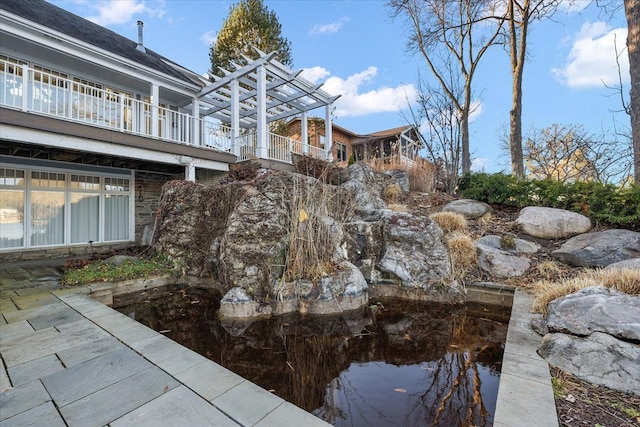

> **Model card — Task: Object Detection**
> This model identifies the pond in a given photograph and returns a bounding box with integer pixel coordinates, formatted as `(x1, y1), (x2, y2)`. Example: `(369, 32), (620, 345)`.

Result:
(117, 287), (510, 427)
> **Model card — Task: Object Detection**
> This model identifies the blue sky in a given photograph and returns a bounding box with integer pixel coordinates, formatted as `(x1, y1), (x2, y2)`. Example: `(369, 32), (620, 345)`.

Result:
(50, 0), (630, 173)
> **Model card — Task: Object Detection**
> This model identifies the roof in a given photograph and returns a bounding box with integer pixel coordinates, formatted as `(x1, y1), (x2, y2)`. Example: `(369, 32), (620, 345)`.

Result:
(287, 117), (359, 137)
(368, 125), (415, 138)
(0, 0), (199, 86)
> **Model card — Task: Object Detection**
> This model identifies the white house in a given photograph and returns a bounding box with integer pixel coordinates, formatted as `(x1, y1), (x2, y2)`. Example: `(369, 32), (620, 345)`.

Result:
(0, 0), (337, 260)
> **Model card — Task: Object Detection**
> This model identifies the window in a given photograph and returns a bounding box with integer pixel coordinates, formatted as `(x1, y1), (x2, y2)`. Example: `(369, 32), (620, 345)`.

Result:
(0, 165), (133, 251)
(0, 168), (25, 249)
(336, 143), (347, 162)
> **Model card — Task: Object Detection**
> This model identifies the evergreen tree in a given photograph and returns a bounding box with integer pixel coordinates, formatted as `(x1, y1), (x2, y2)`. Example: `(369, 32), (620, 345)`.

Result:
(209, 0), (292, 77)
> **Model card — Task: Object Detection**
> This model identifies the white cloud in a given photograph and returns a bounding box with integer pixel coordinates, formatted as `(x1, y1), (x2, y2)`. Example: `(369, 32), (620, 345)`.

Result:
(85, 0), (166, 26)
(552, 22), (629, 88)
(471, 157), (489, 172)
(200, 30), (217, 47)
(469, 100), (483, 123)
(309, 17), (350, 36)
(300, 66), (331, 83)
(313, 66), (417, 118)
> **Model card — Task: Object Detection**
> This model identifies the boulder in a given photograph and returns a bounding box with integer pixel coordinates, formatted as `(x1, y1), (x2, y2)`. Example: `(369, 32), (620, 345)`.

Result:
(476, 235), (540, 254)
(605, 258), (640, 271)
(383, 169), (410, 193)
(340, 163), (389, 212)
(475, 235), (534, 278)
(516, 206), (591, 239)
(538, 332), (640, 396)
(103, 255), (139, 266)
(442, 199), (492, 219)
(545, 287), (640, 342)
(552, 229), (640, 267)
(219, 287), (273, 319)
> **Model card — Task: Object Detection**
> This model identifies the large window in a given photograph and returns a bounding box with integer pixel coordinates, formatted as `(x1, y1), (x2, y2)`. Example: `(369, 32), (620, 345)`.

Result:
(0, 165), (133, 250)
(336, 142), (347, 162)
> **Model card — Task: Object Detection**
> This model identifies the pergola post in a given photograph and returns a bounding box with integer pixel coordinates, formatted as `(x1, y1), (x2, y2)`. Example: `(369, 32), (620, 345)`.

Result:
(325, 104), (333, 161)
(151, 83), (159, 138)
(256, 64), (268, 159)
(301, 111), (309, 154)
(192, 97), (200, 147)
(231, 79), (240, 156)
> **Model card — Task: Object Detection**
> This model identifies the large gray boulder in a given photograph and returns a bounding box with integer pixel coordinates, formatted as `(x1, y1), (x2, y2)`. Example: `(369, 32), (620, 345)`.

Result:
(475, 235), (536, 278)
(545, 287), (640, 342)
(538, 332), (640, 396)
(605, 258), (640, 271)
(552, 229), (640, 267)
(516, 206), (591, 239)
(340, 163), (389, 212)
(442, 199), (492, 219)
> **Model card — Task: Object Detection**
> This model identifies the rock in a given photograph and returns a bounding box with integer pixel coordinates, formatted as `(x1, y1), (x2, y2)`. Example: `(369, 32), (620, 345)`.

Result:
(103, 255), (139, 266)
(538, 331), (640, 396)
(475, 237), (533, 278)
(308, 261), (369, 315)
(605, 258), (640, 271)
(552, 229), (640, 267)
(383, 169), (410, 193)
(545, 287), (640, 342)
(516, 206), (591, 239)
(219, 287), (273, 319)
(141, 224), (154, 246)
(376, 211), (452, 288)
(442, 199), (492, 219)
(476, 235), (540, 254)
(341, 163), (389, 212)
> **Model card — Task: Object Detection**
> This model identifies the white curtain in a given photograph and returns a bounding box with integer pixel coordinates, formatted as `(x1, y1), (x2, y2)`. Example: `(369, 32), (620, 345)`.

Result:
(30, 191), (65, 246)
(70, 193), (99, 243)
(104, 194), (129, 241)
(0, 189), (24, 248)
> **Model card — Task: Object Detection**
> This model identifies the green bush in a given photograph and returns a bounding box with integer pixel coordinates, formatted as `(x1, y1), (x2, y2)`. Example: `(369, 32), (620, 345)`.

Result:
(59, 255), (174, 286)
(458, 173), (639, 228)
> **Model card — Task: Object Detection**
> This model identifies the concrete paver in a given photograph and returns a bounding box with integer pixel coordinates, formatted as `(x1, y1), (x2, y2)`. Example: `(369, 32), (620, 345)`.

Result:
(7, 354), (65, 387)
(110, 385), (240, 427)
(212, 380), (285, 426)
(0, 401), (66, 427)
(0, 379), (51, 421)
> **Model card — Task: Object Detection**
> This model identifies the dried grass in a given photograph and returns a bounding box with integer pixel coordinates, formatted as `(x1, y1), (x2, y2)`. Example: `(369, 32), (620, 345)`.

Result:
(383, 184), (402, 203)
(387, 203), (408, 212)
(366, 157), (436, 193)
(429, 211), (468, 235)
(284, 168), (355, 282)
(532, 268), (640, 314)
(446, 232), (477, 279)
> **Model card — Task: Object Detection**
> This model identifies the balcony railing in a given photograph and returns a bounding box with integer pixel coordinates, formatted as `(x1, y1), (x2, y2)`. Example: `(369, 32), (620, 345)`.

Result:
(0, 60), (327, 164)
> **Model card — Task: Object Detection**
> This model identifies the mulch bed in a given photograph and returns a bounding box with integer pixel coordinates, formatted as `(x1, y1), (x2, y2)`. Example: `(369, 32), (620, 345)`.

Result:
(552, 367), (640, 427)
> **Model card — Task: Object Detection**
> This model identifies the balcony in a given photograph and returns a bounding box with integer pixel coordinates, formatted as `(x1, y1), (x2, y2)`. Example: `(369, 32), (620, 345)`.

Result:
(0, 60), (327, 165)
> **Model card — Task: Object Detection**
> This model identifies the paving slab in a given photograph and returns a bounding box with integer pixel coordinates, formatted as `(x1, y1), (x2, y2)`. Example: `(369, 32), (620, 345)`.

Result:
(7, 354), (64, 387)
(1, 327), (62, 367)
(175, 360), (245, 402)
(11, 293), (59, 310)
(0, 356), (11, 392)
(110, 385), (239, 427)
(494, 372), (558, 427)
(211, 380), (285, 426)
(500, 351), (553, 386)
(28, 306), (84, 330)
(41, 347), (153, 407)
(0, 379), (51, 421)
(254, 401), (330, 427)
(56, 336), (125, 368)
(130, 334), (190, 365)
(0, 319), (35, 346)
(112, 321), (159, 346)
(0, 401), (66, 427)
(60, 367), (179, 427)
(2, 301), (68, 324)
(154, 348), (211, 376)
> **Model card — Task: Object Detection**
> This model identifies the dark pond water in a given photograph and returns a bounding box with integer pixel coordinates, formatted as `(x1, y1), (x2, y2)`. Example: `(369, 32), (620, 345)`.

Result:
(117, 287), (510, 427)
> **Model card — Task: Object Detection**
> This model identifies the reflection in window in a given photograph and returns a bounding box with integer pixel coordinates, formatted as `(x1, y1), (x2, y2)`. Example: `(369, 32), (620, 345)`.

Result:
(30, 191), (65, 246)
(0, 190), (24, 249)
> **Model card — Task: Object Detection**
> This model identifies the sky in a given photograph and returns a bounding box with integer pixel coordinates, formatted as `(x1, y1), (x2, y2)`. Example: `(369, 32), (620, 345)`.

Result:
(49, 0), (631, 173)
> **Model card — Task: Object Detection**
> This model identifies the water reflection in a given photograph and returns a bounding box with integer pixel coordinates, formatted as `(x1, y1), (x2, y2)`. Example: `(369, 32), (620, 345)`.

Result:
(118, 287), (509, 427)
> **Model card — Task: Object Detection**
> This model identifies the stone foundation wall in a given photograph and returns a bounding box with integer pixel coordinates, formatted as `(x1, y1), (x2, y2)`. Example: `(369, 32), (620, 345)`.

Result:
(134, 172), (175, 245)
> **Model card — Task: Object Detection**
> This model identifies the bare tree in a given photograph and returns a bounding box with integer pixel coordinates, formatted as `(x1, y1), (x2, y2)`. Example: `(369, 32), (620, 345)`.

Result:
(625, 0), (640, 183)
(406, 70), (464, 193)
(504, 0), (562, 179)
(389, 0), (505, 175)
(524, 123), (632, 183)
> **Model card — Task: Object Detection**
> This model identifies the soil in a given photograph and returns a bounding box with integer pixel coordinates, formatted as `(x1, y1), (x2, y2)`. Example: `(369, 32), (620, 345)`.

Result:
(404, 192), (640, 427)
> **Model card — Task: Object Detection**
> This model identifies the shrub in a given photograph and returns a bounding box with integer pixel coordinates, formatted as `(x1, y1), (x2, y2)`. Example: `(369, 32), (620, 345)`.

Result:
(228, 161), (259, 182)
(366, 157), (436, 193)
(429, 212), (468, 234)
(458, 173), (640, 229)
(59, 255), (173, 286)
(293, 154), (336, 181)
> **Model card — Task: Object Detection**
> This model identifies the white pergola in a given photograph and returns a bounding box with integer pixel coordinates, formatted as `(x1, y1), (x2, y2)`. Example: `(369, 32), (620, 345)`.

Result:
(193, 49), (340, 160)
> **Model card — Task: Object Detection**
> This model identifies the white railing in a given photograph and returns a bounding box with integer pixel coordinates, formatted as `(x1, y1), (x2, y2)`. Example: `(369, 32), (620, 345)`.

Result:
(0, 59), (329, 163)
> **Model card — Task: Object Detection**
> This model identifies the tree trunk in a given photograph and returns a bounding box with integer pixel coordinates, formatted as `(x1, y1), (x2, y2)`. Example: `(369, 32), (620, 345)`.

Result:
(509, 0), (528, 179)
(625, 0), (640, 184)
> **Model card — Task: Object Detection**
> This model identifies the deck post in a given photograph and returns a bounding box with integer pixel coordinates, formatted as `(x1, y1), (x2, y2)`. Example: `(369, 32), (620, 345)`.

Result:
(192, 97), (200, 147)
(231, 79), (240, 156)
(301, 111), (309, 154)
(256, 64), (268, 159)
(324, 104), (333, 161)
(150, 83), (159, 138)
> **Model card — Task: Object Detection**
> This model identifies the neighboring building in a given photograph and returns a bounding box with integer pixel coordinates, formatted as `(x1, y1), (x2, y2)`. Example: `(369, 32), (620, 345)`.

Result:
(0, 0), (337, 259)
(285, 118), (422, 165)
